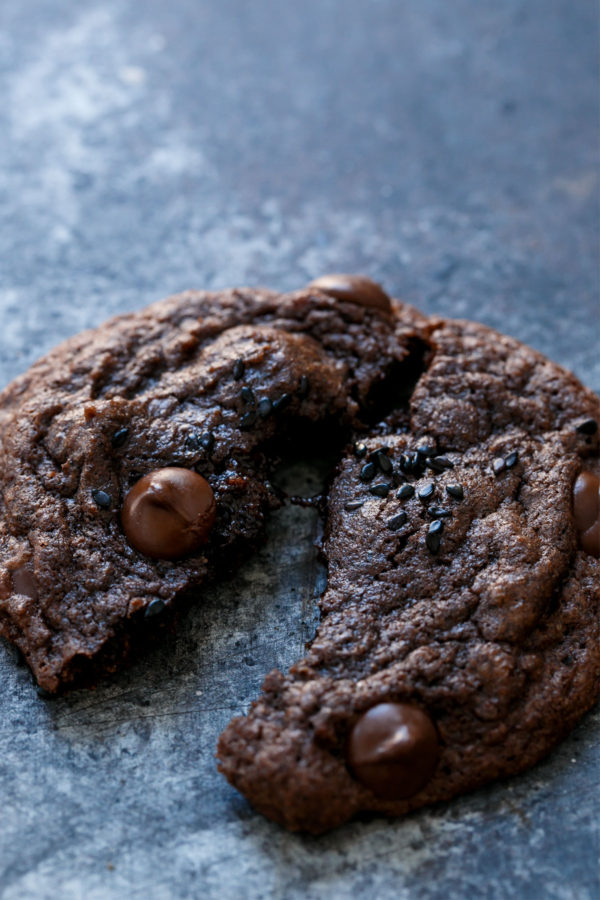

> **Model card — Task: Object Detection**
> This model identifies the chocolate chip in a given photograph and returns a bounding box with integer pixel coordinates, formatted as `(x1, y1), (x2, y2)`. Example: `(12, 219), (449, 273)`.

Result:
(122, 467), (216, 559)
(573, 471), (600, 558)
(428, 506), (452, 518)
(92, 489), (111, 509)
(344, 500), (364, 511)
(418, 483), (435, 501)
(307, 273), (391, 313)
(369, 482), (391, 498)
(298, 375), (310, 397)
(504, 450), (519, 470)
(360, 462), (377, 482)
(426, 520), (443, 554)
(397, 484), (415, 500)
(387, 511), (407, 530)
(257, 398), (273, 418)
(273, 393), (292, 412)
(354, 442), (368, 458)
(446, 483), (464, 501)
(233, 359), (245, 380)
(240, 411), (257, 430)
(145, 598), (166, 618)
(241, 386), (255, 404)
(427, 456), (454, 472)
(576, 418), (598, 436)
(111, 427), (129, 449)
(347, 703), (440, 799)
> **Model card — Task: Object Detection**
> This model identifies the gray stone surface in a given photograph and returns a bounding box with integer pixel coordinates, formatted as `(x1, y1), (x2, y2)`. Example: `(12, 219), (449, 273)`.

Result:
(0, 0), (598, 897)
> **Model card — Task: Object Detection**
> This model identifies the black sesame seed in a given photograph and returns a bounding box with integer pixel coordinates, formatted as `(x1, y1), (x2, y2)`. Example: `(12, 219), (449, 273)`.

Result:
(111, 427), (129, 449)
(257, 398), (273, 418)
(354, 442), (368, 458)
(369, 482), (391, 498)
(185, 432), (202, 451)
(298, 375), (310, 397)
(492, 457), (506, 475)
(233, 359), (245, 380)
(387, 511), (407, 530)
(273, 393), (292, 412)
(200, 431), (215, 452)
(92, 489), (111, 509)
(416, 444), (437, 458)
(397, 483), (415, 500)
(504, 450), (519, 470)
(344, 500), (364, 511)
(240, 411), (257, 430)
(426, 520), (443, 554)
(446, 483), (464, 501)
(418, 482), (435, 500)
(145, 598), (166, 618)
(428, 506), (452, 518)
(241, 386), (255, 404)
(427, 456), (454, 472)
(375, 452), (393, 474)
(576, 418), (598, 435)
(360, 462), (377, 482)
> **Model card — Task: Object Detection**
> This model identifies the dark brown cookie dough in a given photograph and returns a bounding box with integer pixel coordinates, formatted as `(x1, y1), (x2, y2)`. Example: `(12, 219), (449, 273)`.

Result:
(0, 275), (598, 833)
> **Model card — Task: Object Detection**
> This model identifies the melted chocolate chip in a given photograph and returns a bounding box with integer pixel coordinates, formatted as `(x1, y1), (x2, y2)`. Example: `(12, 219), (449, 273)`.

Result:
(347, 702), (440, 799)
(111, 427), (129, 449)
(122, 467), (216, 559)
(573, 471), (600, 558)
(307, 274), (392, 313)
(92, 489), (111, 509)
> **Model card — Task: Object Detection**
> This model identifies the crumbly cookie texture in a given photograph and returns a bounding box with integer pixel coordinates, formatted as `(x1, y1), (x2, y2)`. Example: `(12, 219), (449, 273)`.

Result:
(0, 276), (598, 833)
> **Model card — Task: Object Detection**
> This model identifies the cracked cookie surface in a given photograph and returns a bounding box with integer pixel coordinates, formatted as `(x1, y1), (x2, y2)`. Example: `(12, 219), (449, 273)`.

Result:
(0, 280), (598, 833)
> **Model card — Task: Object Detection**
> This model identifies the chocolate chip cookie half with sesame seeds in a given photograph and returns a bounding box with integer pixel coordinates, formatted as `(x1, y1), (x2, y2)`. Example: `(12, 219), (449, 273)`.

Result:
(0, 275), (598, 834)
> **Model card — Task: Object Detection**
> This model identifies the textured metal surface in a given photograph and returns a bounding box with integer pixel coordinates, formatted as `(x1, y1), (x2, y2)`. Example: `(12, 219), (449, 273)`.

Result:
(0, 1), (598, 897)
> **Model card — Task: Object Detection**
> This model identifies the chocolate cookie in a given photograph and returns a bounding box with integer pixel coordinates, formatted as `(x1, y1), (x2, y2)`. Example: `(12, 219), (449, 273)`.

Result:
(0, 276), (598, 833)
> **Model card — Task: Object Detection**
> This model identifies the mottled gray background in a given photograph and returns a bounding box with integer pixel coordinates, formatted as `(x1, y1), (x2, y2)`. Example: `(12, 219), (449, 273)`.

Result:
(0, 1), (598, 898)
